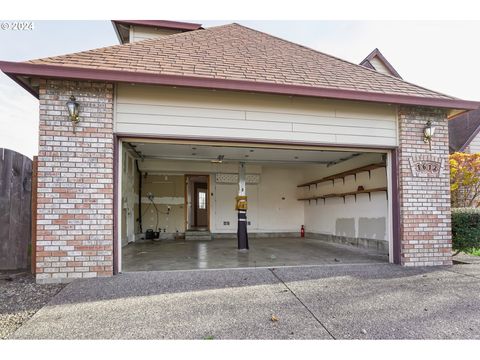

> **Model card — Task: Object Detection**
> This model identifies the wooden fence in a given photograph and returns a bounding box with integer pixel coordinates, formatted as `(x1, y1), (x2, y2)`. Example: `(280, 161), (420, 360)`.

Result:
(0, 148), (33, 270)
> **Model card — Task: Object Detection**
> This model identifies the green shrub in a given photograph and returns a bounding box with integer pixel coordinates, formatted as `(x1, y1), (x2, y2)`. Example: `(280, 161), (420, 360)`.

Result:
(451, 208), (480, 253)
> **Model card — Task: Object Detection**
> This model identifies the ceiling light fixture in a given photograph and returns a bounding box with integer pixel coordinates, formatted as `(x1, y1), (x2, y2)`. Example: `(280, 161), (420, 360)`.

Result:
(211, 155), (225, 164)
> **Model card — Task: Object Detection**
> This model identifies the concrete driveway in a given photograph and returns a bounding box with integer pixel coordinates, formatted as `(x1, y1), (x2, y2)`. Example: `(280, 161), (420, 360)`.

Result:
(11, 263), (480, 339)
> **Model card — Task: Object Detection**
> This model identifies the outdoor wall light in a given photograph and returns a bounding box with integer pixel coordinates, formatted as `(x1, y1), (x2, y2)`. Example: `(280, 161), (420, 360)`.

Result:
(66, 95), (80, 133)
(423, 120), (436, 150)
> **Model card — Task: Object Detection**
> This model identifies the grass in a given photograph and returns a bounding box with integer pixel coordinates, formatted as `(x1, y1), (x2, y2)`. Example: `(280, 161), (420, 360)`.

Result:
(466, 248), (480, 257)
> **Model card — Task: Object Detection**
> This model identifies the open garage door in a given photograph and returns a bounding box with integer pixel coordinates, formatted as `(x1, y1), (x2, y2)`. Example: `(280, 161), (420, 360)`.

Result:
(117, 140), (394, 272)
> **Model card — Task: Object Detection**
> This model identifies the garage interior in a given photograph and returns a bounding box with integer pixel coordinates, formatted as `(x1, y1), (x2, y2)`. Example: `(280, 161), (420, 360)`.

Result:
(119, 141), (392, 272)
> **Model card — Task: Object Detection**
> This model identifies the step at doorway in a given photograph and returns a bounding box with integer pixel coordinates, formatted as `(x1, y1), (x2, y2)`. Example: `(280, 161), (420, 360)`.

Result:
(185, 229), (212, 241)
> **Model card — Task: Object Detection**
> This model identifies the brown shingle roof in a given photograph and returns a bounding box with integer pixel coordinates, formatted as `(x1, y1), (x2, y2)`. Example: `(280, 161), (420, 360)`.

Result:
(26, 23), (454, 100)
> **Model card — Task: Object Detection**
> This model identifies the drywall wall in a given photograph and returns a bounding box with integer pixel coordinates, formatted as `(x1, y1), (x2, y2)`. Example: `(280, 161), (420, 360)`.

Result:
(302, 153), (388, 241)
(126, 158), (305, 235)
(122, 154), (389, 244)
(140, 174), (185, 234)
(213, 165), (304, 233)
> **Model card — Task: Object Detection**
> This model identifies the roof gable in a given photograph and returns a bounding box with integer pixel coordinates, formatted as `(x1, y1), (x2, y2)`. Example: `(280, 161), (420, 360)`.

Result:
(360, 48), (402, 79)
(112, 20), (203, 44)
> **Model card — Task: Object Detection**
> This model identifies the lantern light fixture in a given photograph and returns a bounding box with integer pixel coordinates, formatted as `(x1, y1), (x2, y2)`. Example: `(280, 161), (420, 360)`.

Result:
(66, 95), (80, 133)
(423, 120), (436, 150)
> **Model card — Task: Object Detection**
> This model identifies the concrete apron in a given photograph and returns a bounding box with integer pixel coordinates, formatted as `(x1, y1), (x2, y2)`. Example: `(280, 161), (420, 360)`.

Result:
(121, 237), (388, 272)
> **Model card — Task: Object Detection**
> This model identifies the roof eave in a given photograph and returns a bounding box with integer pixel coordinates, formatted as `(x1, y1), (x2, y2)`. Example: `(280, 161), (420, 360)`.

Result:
(1, 61), (478, 113)
(112, 20), (202, 32)
(111, 20), (126, 44)
(4, 72), (39, 99)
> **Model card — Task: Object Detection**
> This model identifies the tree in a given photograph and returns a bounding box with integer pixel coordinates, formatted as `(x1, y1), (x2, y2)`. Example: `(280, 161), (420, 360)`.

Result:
(450, 152), (480, 208)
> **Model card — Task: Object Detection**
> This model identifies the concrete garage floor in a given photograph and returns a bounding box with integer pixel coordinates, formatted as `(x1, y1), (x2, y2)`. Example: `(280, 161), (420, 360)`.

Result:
(10, 263), (480, 339)
(121, 237), (388, 272)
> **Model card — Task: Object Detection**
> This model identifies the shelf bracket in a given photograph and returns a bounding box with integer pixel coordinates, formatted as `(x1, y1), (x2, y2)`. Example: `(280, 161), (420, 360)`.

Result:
(368, 170), (372, 179)
(368, 192), (372, 201)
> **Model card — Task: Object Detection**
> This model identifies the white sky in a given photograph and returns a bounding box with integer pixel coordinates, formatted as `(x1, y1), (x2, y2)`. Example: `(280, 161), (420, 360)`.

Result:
(1, 20), (480, 158)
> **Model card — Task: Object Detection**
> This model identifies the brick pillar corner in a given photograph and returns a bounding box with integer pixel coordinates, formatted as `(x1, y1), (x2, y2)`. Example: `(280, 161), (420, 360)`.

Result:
(397, 106), (452, 266)
(35, 80), (114, 283)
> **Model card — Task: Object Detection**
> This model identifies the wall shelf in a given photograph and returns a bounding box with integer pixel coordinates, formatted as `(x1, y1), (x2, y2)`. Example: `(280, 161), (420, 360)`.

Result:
(297, 162), (386, 188)
(298, 187), (388, 203)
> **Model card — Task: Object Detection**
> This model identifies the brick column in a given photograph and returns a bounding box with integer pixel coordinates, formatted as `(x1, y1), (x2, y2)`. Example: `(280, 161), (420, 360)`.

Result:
(36, 80), (114, 283)
(398, 106), (452, 266)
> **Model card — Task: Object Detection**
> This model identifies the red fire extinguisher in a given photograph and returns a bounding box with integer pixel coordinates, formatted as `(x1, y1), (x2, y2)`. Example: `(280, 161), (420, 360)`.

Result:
(301, 225), (305, 238)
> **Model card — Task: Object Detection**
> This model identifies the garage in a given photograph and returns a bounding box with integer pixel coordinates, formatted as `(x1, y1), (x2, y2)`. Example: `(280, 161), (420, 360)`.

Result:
(118, 141), (393, 272)
(5, 20), (471, 283)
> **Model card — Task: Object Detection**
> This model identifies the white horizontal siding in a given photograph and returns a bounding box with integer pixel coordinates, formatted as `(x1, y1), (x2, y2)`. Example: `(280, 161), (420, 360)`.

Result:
(370, 57), (394, 77)
(115, 84), (398, 147)
(129, 26), (179, 42)
(469, 133), (480, 153)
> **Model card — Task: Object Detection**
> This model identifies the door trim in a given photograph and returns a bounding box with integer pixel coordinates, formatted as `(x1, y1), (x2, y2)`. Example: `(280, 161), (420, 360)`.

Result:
(184, 174), (210, 231)
(193, 182), (208, 227)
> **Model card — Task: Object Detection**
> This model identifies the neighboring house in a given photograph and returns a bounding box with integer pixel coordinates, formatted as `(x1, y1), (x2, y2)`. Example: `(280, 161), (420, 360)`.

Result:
(0, 20), (478, 283)
(448, 108), (480, 153)
(360, 48), (480, 154)
(359, 48), (403, 79)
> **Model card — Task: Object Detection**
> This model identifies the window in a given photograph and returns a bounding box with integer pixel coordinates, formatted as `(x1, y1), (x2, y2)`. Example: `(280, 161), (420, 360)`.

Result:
(198, 191), (206, 209)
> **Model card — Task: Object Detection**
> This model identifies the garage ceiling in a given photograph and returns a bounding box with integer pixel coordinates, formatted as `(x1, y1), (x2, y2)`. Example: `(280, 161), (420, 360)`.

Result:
(128, 142), (363, 165)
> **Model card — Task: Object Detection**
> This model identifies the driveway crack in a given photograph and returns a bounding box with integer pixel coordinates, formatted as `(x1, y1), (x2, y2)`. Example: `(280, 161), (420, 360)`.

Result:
(445, 267), (480, 280)
(269, 268), (336, 339)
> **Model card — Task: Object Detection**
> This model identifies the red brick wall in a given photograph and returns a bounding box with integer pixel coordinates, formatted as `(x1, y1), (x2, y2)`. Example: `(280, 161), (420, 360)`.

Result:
(398, 106), (452, 266)
(35, 80), (114, 283)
